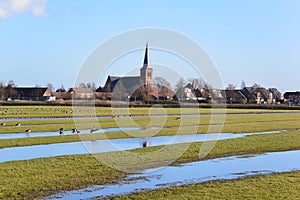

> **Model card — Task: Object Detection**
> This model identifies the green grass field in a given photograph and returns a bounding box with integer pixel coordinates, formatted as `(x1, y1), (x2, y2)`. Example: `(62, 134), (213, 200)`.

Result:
(0, 106), (300, 199)
(0, 105), (299, 119)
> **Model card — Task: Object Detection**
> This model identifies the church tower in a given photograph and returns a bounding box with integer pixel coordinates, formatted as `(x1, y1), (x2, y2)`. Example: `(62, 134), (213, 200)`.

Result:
(140, 43), (153, 88)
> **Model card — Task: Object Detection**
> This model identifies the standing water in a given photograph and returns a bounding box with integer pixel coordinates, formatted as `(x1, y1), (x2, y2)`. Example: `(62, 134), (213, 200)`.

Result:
(46, 149), (300, 199)
(0, 130), (285, 162)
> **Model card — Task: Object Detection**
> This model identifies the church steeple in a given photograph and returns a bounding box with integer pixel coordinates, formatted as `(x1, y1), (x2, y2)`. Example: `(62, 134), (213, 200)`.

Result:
(140, 43), (153, 88)
(143, 42), (149, 68)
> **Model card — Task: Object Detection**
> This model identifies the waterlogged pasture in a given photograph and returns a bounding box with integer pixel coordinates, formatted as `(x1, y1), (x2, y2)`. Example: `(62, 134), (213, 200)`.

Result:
(1, 129), (300, 199)
(0, 113), (300, 148)
(0, 106), (300, 199)
(111, 170), (300, 200)
(49, 149), (300, 199)
(0, 105), (299, 119)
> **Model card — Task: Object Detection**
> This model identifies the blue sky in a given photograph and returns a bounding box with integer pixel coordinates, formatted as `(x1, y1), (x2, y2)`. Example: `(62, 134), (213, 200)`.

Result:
(0, 0), (299, 91)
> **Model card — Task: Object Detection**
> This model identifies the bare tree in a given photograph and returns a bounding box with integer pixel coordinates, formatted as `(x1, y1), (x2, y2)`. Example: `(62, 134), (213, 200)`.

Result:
(154, 77), (171, 100)
(47, 83), (54, 92)
(0, 82), (5, 100)
(78, 83), (87, 88)
(175, 78), (187, 92)
(226, 83), (236, 90)
(154, 77), (171, 88)
(7, 80), (15, 87)
(86, 82), (97, 92)
(5, 81), (17, 99)
(187, 78), (205, 88)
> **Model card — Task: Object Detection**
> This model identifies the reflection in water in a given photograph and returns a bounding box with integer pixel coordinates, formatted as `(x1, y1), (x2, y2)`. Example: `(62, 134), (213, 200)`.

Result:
(46, 149), (300, 199)
(0, 130), (285, 163)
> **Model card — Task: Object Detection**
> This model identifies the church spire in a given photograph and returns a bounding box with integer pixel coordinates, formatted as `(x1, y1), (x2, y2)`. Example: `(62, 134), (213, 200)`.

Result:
(140, 42), (153, 88)
(143, 42), (149, 68)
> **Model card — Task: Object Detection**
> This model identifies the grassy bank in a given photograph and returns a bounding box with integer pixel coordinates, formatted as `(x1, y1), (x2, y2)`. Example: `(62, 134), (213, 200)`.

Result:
(1, 130), (300, 199)
(111, 170), (300, 200)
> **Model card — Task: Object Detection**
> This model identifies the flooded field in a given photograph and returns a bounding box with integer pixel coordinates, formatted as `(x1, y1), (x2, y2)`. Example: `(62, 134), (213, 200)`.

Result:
(0, 130), (285, 162)
(46, 149), (300, 199)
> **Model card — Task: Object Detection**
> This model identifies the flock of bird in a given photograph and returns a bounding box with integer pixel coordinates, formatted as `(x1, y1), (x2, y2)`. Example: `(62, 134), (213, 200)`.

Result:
(1, 122), (151, 147)
(1, 122), (99, 137)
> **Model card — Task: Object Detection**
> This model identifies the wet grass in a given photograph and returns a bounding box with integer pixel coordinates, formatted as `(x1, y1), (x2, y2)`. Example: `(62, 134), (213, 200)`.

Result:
(0, 108), (300, 199)
(1, 130), (300, 199)
(110, 170), (300, 200)
(0, 105), (298, 119)
(0, 113), (300, 148)
(0, 154), (126, 199)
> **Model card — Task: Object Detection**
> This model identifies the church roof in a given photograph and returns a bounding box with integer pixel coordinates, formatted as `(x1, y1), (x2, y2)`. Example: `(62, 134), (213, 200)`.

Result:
(110, 76), (141, 93)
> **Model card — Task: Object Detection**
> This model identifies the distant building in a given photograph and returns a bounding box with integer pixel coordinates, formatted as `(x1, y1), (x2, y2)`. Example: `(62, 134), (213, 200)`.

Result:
(173, 83), (209, 103)
(151, 87), (174, 100)
(267, 88), (283, 104)
(240, 87), (268, 104)
(224, 89), (248, 104)
(284, 91), (300, 105)
(173, 83), (283, 105)
(15, 87), (51, 101)
(68, 88), (94, 99)
(51, 92), (71, 100)
(102, 44), (153, 101)
(174, 83), (197, 101)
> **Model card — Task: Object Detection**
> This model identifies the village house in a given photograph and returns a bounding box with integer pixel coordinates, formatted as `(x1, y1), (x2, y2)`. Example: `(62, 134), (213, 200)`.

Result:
(267, 88), (283, 104)
(68, 88), (94, 99)
(224, 89), (248, 104)
(173, 83), (283, 105)
(151, 87), (174, 100)
(51, 92), (71, 101)
(174, 83), (196, 101)
(284, 91), (300, 105)
(14, 87), (51, 101)
(94, 91), (112, 100)
(173, 83), (210, 103)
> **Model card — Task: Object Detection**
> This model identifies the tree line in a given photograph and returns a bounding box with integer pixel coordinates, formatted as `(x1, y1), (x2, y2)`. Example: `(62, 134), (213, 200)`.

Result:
(0, 80), (17, 100)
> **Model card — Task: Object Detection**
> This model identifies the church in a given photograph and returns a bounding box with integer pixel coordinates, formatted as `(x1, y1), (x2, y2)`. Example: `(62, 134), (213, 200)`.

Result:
(101, 44), (154, 100)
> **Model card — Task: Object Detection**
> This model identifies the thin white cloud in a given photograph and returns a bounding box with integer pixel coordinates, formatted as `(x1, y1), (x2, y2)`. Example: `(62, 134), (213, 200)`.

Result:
(0, 0), (47, 19)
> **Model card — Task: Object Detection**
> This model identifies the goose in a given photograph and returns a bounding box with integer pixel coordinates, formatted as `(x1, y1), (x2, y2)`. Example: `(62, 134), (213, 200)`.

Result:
(59, 128), (64, 135)
(25, 129), (31, 138)
(142, 141), (149, 148)
(72, 128), (80, 134)
(90, 127), (98, 134)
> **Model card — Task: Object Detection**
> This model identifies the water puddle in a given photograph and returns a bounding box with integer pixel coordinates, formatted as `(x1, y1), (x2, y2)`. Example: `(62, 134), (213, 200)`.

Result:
(0, 130), (285, 163)
(46, 149), (300, 199)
